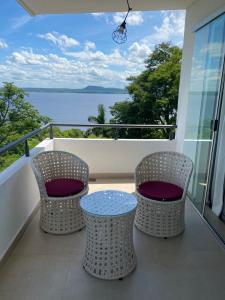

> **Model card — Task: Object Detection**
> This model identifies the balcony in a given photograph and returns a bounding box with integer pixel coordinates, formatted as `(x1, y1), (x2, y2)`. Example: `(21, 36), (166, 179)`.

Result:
(0, 177), (225, 299)
(0, 127), (225, 300)
(0, 0), (224, 298)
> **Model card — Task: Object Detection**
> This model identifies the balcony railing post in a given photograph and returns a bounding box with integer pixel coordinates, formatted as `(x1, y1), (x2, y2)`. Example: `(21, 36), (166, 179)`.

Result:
(114, 128), (119, 140)
(24, 140), (30, 157)
(49, 124), (54, 139)
(169, 130), (175, 140)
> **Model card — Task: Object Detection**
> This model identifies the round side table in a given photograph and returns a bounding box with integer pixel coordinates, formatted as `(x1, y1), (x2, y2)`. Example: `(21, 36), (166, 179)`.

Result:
(80, 190), (137, 280)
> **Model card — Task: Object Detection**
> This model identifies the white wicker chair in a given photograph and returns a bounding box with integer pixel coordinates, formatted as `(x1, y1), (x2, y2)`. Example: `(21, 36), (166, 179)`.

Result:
(135, 151), (193, 238)
(31, 151), (89, 234)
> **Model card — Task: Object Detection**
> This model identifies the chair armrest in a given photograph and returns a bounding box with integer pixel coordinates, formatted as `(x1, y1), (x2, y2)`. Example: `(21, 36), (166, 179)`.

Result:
(30, 160), (48, 199)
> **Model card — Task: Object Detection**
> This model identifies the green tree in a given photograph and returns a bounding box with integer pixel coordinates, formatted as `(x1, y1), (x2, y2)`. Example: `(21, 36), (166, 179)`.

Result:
(88, 104), (106, 124)
(0, 82), (50, 147)
(0, 82), (50, 171)
(0, 83), (87, 171)
(52, 127), (84, 138)
(110, 42), (182, 138)
(87, 104), (110, 137)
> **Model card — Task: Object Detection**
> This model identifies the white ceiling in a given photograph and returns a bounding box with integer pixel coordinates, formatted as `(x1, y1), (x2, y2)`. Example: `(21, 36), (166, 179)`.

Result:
(17, 0), (196, 16)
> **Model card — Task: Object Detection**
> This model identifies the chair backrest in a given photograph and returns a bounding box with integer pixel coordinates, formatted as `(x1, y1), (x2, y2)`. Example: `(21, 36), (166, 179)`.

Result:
(31, 151), (89, 197)
(135, 151), (193, 192)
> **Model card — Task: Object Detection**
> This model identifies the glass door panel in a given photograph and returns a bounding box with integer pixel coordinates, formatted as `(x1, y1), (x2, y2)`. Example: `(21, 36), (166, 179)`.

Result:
(204, 62), (225, 242)
(183, 14), (225, 212)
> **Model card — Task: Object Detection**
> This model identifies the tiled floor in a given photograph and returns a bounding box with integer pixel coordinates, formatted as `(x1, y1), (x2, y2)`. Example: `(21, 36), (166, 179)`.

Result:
(0, 179), (225, 300)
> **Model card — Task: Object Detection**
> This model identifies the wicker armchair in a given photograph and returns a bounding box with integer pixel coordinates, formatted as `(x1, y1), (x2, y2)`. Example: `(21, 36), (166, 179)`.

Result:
(135, 151), (193, 238)
(31, 151), (89, 234)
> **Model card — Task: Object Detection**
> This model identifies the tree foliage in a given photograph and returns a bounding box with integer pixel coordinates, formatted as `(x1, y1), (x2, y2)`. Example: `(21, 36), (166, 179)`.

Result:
(0, 83), (100, 171)
(0, 82), (50, 147)
(110, 43), (182, 138)
(87, 104), (111, 137)
(0, 83), (51, 171)
(88, 104), (106, 124)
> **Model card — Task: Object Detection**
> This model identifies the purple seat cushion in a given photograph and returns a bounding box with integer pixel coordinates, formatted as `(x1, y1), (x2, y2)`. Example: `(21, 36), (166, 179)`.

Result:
(45, 178), (84, 197)
(138, 181), (183, 201)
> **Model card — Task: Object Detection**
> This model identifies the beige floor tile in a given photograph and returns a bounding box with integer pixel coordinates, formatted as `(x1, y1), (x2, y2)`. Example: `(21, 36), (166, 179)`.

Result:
(0, 254), (69, 300)
(0, 180), (225, 300)
(12, 220), (85, 257)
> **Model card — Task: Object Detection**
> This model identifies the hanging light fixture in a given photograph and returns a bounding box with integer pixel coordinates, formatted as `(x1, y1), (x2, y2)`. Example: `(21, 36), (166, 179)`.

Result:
(112, 0), (132, 44)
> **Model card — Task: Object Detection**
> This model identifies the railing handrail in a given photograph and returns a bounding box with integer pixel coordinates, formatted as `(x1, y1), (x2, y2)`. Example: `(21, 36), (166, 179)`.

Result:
(53, 123), (177, 129)
(0, 122), (177, 156)
(0, 123), (51, 156)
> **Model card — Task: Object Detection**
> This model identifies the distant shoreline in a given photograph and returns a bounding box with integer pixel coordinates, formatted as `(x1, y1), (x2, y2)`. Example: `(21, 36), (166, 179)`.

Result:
(23, 86), (128, 95)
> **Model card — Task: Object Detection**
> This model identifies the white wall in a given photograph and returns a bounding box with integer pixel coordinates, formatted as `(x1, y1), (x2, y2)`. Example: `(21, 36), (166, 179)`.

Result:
(176, 0), (225, 152)
(0, 139), (53, 261)
(54, 138), (177, 176)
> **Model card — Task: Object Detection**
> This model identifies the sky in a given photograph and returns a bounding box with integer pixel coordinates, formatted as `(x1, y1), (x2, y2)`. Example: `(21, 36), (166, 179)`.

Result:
(0, 1), (185, 88)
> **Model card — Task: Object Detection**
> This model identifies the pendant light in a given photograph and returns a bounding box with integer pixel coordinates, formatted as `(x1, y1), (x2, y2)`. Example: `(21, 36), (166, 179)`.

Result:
(112, 0), (132, 44)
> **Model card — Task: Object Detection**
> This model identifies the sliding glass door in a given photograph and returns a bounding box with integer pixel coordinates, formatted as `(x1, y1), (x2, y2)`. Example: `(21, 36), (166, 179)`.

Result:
(183, 14), (225, 213)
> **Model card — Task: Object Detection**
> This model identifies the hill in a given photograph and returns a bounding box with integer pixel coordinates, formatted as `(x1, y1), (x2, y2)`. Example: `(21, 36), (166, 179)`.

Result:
(23, 86), (127, 94)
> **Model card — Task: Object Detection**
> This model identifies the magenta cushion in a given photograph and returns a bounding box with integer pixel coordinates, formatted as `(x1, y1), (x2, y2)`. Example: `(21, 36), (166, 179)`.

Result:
(45, 178), (84, 197)
(138, 181), (183, 201)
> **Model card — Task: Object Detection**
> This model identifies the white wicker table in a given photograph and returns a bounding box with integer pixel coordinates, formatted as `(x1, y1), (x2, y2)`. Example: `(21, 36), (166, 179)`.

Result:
(80, 190), (137, 280)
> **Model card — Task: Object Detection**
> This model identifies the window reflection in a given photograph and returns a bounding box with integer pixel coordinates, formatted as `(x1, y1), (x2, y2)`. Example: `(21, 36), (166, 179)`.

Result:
(184, 14), (225, 212)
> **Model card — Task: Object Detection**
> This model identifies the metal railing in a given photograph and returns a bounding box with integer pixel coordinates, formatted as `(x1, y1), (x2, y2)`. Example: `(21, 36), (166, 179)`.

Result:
(0, 123), (177, 157)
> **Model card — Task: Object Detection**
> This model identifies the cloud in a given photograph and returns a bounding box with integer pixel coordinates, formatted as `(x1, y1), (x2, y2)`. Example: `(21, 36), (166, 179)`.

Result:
(64, 48), (123, 66)
(84, 41), (96, 51)
(8, 49), (49, 65)
(113, 11), (144, 26)
(0, 39), (8, 49)
(38, 32), (80, 51)
(91, 13), (105, 17)
(64, 46), (147, 70)
(2, 43), (147, 88)
(142, 11), (185, 46)
(10, 15), (32, 31)
(0, 10), (185, 88)
(156, 11), (185, 37)
(128, 42), (152, 60)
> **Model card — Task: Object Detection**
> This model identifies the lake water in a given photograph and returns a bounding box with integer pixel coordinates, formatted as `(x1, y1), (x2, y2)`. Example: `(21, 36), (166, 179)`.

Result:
(26, 92), (129, 125)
